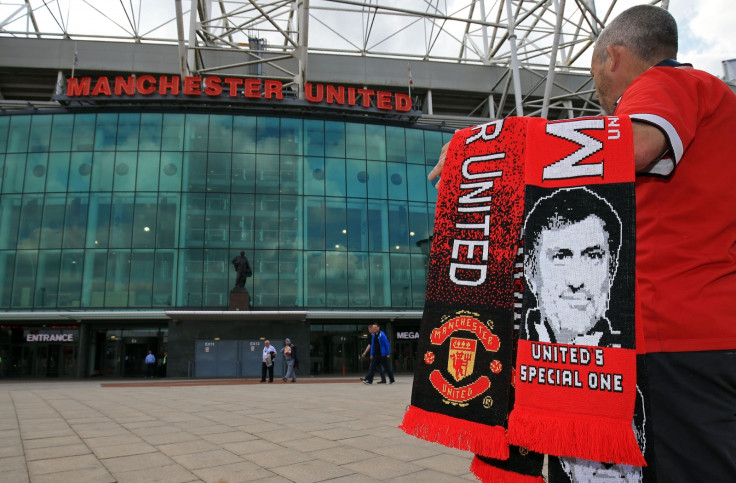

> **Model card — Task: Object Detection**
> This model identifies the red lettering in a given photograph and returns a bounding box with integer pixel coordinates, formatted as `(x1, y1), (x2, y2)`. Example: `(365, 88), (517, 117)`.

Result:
(244, 79), (261, 98)
(305, 82), (323, 102)
(376, 91), (392, 110)
(114, 76), (135, 95)
(91, 77), (112, 96)
(183, 76), (201, 95)
(159, 76), (180, 95)
(326, 85), (344, 105)
(357, 88), (374, 107)
(223, 77), (243, 97)
(348, 87), (357, 106)
(203, 76), (222, 96)
(136, 75), (156, 95)
(395, 93), (412, 112)
(264, 80), (283, 99)
(67, 77), (91, 96)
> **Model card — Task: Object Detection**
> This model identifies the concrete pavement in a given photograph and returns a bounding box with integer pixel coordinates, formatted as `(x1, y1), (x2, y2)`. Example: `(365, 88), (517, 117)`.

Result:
(0, 376), (477, 482)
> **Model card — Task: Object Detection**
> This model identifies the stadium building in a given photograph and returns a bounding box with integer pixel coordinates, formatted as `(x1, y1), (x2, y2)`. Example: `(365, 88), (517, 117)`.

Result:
(0, 0), (674, 378)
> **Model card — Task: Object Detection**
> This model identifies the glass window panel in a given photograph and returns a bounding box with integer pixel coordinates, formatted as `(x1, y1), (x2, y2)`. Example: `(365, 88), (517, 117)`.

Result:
(105, 249), (131, 307)
(280, 155), (300, 195)
(367, 200), (388, 252)
(345, 122), (366, 159)
(184, 114), (208, 151)
(153, 250), (175, 306)
(411, 253), (429, 307)
(278, 250), (300, 307)
(280, 117), (302, 155)
(407, 164), (427, 202)
(347, 199), (368, 252)
(50, 115), (74, 152)
(387, 162), (407, 200)
(305, 197), (325, 250)
(182, 152), (207, 191)
(203, 249), (228, 306)
(113, 152), (137, 191)
(304, 251), (325, 307)
(0, 116), (9, 153)
(204, 193), (230, 248)
(280, 195), (300, 250)
(0, 252), (16, 306)
(117, 113), (141, 151)
(230, 194), (254, 248)
(325, 251), (347, 307)
(424, 130), (444, 165)
(29, 115), (52, 153)
(18, 194), (43, 249)
(207, 152), (231, 192)
(428, 180), (438, 204)
(366, 124), (386, 161)
(304, 119), (324, 156)
(68, 152), (93, 192)
(443, 131), (455, 145)
(90, 151), (115, 191)
(408, 202), (431, 254)
(346, 158), (367, 199)
(325, 121), (345, 158)
(366, 160), (387, 199)
(136, 151), (160, 191)
(389, 202), (409, 253)
(129, 250), (154, 307)
(254, 194), (279, 249)
(132, 194), (157, 249)
(369, 253), (389, 307)
(71, 114), (96, 151)
(325, 157), (346, 197)
(256, 117), (279, 154)
(93, 113), (118, 151)
(231, 153), (255, 193)
(7, 116), (30, 153)
(325, 199), (347, 251)
(156, 193), (180, 248)
(208, 115), (232, 152)
(40, 194), (66, 249)
(304, 156), (324, 196)
(180, 193), (205, 248)
(159, 152), (182, 191)
(139, 113), (163, 151)
(348, 252), (370, 307)
(386, 126), (406, 162)
(81, 250), (107, 307)
(58, 250), (83, 307)
(63, 195), (88, 248)
(24, 152), (48, 193)
(36, 250), (61, 308)
(0, 194), (21, 249)
(390, 253), (411, 307)
(161, 113), (185, 151)
(232, 116), (257, 153)
(11, 250), (37, 308)
(406, 129), (425, 164)
(3, 154), (26, 194)
(178, 249), (203, 306)
(255, 154), (279, 193)
(109, 193), (135, 248)
(253, 249), (278, 307)
(0, 155), (4, 192)
(46, 152), (70, 192)
(87, 193), (112, 248)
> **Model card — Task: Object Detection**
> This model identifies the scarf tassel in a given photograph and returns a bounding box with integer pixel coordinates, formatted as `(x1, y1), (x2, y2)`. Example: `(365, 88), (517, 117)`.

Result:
(507, 407), (646, 467)
(470, 455), (545, 483)
(400, 405), (509, 460)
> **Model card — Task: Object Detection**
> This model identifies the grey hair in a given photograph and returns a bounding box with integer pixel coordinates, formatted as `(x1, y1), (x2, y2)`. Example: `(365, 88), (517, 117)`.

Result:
(594, 5), (677, 64)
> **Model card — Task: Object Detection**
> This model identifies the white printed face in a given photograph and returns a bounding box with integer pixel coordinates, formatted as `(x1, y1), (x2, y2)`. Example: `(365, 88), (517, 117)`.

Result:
(530, 216), (612, 342)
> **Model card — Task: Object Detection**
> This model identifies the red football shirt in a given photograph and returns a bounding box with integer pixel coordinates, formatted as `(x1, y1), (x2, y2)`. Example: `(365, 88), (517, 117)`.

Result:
(615, 66), (736, 353)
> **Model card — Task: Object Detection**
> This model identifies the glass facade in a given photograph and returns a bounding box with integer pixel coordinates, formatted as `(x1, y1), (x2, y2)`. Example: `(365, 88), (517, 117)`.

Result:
(0, 111), (450, 310)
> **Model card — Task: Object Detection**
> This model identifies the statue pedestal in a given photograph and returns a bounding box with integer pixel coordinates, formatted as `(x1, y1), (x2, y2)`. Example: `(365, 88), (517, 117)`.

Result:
(229, 289), (250, 310)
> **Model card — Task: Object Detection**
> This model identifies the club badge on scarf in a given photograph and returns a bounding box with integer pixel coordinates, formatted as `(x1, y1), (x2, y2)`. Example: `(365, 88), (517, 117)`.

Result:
(399, 118), (527, 459)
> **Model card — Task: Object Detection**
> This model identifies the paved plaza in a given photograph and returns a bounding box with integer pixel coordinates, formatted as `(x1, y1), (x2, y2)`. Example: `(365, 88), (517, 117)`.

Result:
(0, 376), (477, 482)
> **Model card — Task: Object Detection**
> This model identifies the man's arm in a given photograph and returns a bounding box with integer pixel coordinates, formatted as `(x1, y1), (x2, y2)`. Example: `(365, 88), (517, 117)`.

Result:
(632, 121), (668, 173)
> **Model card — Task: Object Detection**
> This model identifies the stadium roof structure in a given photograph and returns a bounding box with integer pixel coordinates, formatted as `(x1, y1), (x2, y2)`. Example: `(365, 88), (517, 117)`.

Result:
(0, 0), (670, 126)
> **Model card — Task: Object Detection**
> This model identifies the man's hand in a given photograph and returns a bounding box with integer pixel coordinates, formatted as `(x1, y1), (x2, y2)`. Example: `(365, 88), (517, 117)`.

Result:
(428, 141), (450, 190)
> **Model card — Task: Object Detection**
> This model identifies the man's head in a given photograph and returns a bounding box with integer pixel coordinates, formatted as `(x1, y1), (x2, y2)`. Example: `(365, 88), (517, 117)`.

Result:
(264, 340), (270, 347)
(591, 5), (678, 114)
(285, 338), (291, 345)
(240, 251), (245, 256)
(524, 188), (622, 342)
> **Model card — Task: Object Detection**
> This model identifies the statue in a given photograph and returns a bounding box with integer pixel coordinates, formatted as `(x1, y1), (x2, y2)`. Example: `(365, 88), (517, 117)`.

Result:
(232, 251), (252, 290)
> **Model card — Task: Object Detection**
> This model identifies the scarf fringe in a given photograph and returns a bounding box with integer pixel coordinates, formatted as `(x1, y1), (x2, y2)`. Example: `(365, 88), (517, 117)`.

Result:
(507, 407), (646, 466)
(399, 405), (509, 459)
(470, 456), (545, 483)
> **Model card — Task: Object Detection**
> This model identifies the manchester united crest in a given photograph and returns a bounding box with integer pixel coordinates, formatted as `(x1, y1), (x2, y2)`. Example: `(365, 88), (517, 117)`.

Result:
(448, 338), (477, 382)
